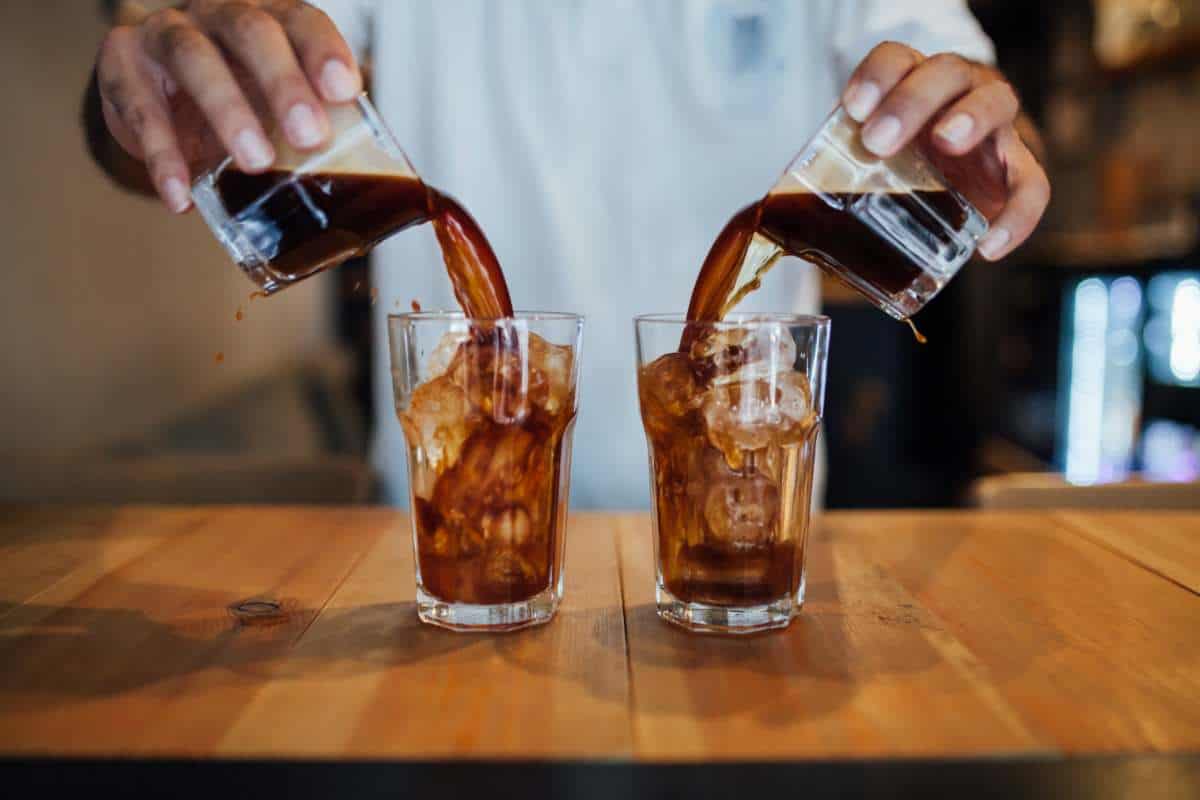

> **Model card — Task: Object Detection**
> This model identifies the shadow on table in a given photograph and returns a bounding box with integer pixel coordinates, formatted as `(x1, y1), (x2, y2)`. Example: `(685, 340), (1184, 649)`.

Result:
(489, 605), (631, 708)
(591, 533), (957, 724)
(0, 591), (481, 710)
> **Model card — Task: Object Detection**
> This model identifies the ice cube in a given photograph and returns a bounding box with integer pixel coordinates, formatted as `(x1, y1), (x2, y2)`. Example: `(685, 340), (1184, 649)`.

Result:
(433, 425), (539, 511)
(443, 330), (575, 422)
(638, 352), (702, 439)
(445, 334), (528, 423)
(702, 471), (780, 550)
(528, 333), (575, 417)
(689, 324), (797, 385)
(701, 371), (815, 470)
(481, 506), (533, 548)
(427, 327), (472, 377)
(398, 374), (475, 475)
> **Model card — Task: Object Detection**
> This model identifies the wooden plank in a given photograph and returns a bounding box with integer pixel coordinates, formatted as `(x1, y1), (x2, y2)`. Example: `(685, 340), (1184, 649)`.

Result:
(0, 506), (210, 618)
(219, 512), (632, 759)
(0, 507), (384, 756)
(1054, 511), (1200, 596)
(617, 514), (1049, 761)
(5, 507), (1199, 762)
(834, 511), (1200, 755)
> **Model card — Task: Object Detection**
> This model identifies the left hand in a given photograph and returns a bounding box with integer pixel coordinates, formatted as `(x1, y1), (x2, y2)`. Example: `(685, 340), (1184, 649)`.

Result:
(841, 42), (1050, 262)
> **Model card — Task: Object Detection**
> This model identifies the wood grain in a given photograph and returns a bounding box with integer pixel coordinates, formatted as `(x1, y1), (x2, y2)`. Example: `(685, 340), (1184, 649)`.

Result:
(2, 507), (1199, 762)
(619, 511), (1200, 759)
(0, 506), (211, 619)
(834, 512), (1200, 754)
(219, 512), (632, 758)
(0, 507), (385, 754)
(1054, 511), (1200, 595)
(0, 508), (630, 759)
(618, 515), (1047, 760)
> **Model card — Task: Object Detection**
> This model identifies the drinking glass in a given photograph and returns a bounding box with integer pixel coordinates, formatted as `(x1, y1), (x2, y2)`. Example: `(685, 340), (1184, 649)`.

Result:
(635, 313), (829, 633)
(390, 311), (584, 631)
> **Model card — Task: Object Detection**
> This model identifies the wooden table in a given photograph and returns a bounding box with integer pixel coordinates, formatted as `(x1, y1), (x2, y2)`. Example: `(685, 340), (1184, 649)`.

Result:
(2, 507), (1199, 797)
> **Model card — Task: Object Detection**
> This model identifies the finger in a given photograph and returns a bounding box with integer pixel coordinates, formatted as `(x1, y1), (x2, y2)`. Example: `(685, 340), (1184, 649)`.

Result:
(198, 3), (330, 150)
(860, 53), (975, 158)
(841, 41), (924, 123)
(141, 8), (275, 172)
(98, 26), (192, 212)
(277, 3), (362, 103)
(932, 80), (1020, 156)
(978, 135), (1051, 261)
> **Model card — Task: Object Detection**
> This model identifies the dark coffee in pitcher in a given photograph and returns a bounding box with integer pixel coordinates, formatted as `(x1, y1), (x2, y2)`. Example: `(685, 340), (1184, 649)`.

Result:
(212, 170), (512, 319)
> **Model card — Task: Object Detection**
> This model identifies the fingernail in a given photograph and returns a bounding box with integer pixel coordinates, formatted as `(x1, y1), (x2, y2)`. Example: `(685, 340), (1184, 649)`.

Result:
(979, 227), (1012, 259)
(162, 177), (190, 213)
(286, 103), (324, 148)
(862, 114), (902, 156)
(844, 81), (881, 122)
(321, 60), (359, 102)
(936, 113), (974, 147)
(235, 129), (273, 170)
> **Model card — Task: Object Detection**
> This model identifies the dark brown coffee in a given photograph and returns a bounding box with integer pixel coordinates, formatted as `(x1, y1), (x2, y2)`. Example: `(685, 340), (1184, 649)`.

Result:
(645, 188), (968, 611)
(403, 327), (576, 606)
(686, 190), (964, 323)
(214, 171), (512, 318)
(218, 169), (571, 609)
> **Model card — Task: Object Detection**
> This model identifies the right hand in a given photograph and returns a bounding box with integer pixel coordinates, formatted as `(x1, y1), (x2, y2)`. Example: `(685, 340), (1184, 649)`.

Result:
(96, 0), (363, 213)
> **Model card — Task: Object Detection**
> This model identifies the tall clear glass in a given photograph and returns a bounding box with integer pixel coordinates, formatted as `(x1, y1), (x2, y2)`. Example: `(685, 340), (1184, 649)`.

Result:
(390, 312), (584, 631)
(192, 94), (422, 294)
(635, 314), (829, 634)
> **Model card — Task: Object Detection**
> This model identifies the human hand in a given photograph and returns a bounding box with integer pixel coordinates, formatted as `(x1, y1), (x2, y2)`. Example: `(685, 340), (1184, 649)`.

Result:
(841, 42), (1050, 261)
(96, 0), (362, 213)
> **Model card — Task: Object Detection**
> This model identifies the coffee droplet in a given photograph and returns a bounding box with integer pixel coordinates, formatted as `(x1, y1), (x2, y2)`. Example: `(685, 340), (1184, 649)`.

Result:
(214, 352), (225, 364)
(411, 299), (422, 312)
(235, 306), (244, 322)
(249, 291), (267, 302)
(906, 319), (927, 345)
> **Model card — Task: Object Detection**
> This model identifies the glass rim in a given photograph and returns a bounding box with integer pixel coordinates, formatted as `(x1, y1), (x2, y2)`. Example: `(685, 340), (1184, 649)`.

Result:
(389, 310), (584, 324)
(353, 92), (409, 166)
(634, 312), (830, 328)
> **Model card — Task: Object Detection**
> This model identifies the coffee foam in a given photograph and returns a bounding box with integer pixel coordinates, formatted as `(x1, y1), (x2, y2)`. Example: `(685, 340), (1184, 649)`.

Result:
(772, 109), (943, 194)
(273, 135), (418, 177)
(271, 103), (418, 178)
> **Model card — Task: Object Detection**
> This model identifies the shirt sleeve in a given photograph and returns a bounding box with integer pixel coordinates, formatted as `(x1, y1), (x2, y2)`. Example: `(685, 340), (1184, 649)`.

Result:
(830, 0), (996, 85)
(309, 0), (375, 60)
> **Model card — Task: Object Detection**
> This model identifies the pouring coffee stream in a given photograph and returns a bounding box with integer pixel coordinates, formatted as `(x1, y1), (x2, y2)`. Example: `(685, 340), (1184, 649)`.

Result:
(211, 169), (513, 319)
(684, 192), (934, 343)
(685, 107), (988, 342)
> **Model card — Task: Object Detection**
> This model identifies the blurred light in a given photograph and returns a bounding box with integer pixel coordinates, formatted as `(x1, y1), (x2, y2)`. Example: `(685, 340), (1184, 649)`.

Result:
(1110, 329), (1139, 367)
(1144, 317), (1170, 356)
(1064, 279), (1109, 485)
(1110, 276), (1142, 323)
(1148, 273), (1178, 311)
(1169, 278), (1200, 382)
(1061, 276), (1144, 486)
(1142, 419), (1200, 483)
(1144, 272), (1200, 387)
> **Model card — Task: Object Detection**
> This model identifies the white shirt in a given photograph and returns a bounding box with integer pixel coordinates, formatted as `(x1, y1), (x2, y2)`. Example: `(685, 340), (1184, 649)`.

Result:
(316, 0), (994, 509)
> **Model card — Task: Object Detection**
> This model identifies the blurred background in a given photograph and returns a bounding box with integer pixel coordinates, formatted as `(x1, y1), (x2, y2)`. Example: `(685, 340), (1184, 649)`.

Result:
(2, 0), (1199, 509)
